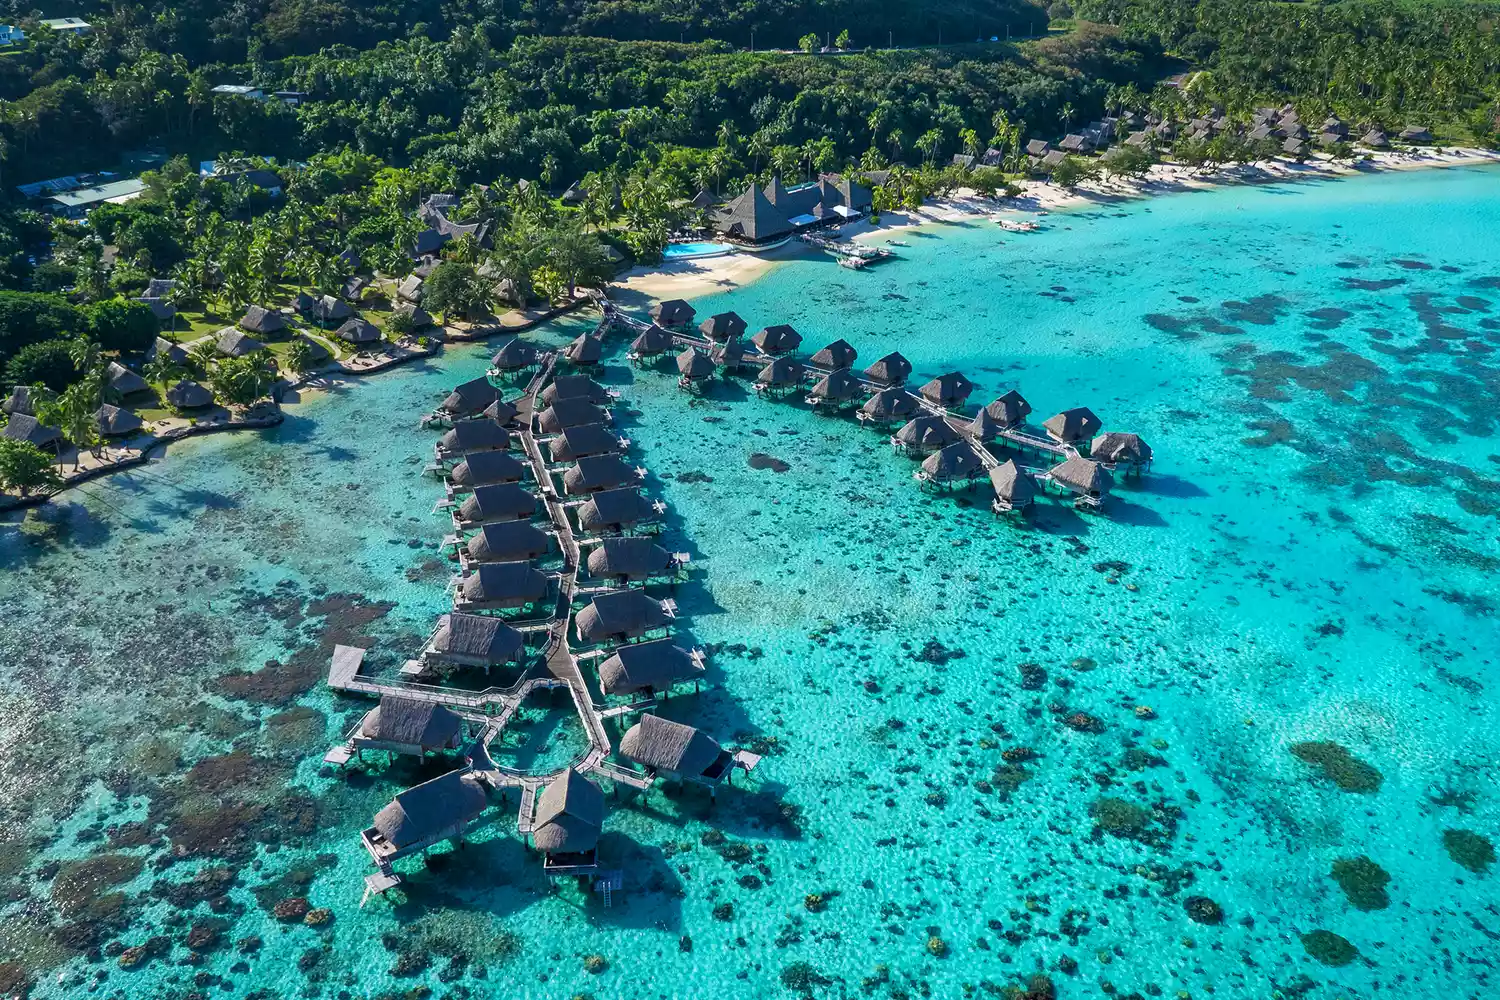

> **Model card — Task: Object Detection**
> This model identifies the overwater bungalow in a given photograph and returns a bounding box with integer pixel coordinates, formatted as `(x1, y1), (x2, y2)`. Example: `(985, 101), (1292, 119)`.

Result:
(541, 375), (610, 407)
(810, 339), (858, 370)
(456, 560), (550, 612)
(859, 386), (920, 425)
(619, 715), (745, 795)
(985, 390), (1032, 429)
(629, 325), (673, 361)
(216, 328), (264, 357)
(864, 351), (913, 387)
(449, 450), (526, 490)
(586, 537), (676, 585)
(463, 520), (551, 563)
(806, 368), (862, 410)
(538, 397), (606, 434)
(575, 589), (672, 646)
(240, 304), (286, 336)
(438, 420), (511, 457)
(754, 357), (805, 396)
(919, 371), (975, 409)
(710, 337), (746, 373)
(1091, 432), (1153, 473)
(336, 317), (381, 344)
(969, 407), (1000, 442)
(563, 454), (640, 496)
(105, 361), (149, 396)
(1, 412), (61, 449)
(483, 398), (520, 425)
(491, 338), (538, 372)
(751, 324), (802, 356)
(2, 386), (33, 415)
(166, 380), (214, 409)
(597, 639), (703, 697)
(353, 697), (464, 758)
(547, 422), (623, 463)
(650, 299), (696, 329)
(990, 459), (1037, 513)
(363, 769), (489, 870)
(1043, 407), (1102, 446)
(564, 334), (603, 368)
(147, 337), (191, 365)
(917, 441), (983, 489)
(893, 415), (960, 455)
(699, 311), (747, 343)
(427, 612), (526, 673)
(455, 483), (539, 527)
(577, 487), (656, 535)
(676, 347), (715, 391)
(1047, 456), (1114, 509)
(95, 404), (143, 437)
(532, 769), (605, 877)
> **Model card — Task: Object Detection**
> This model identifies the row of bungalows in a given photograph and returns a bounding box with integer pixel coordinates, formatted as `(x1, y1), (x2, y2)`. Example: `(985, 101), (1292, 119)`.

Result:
(714, 175), (874, 249)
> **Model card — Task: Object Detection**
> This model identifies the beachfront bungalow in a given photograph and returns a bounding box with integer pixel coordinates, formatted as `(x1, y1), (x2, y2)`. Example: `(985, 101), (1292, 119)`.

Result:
(336, 318), (381, 344)
(619, 715), (741, 794)
(532, 769), (605, 876)
(985, 390), (1032, 429)
(806, 368), (862, 409)
(1091, 432), (1153, 473)
(541, 375), (610, 407)
(539, 397), (606, 434)
(810, 339), (858, 370)
(1058, 134), (1091, 153)
(2, 386), (32, 416)
(676, 347), (715, 391)
(1047, 456), (1114, 508)
(751, 324), (802, 355)
(564, 334), (603, 368)
(864, 352), (912, 387)
(1400, 125), (1433, 143)
(755, 357), (806, 396)
(464, 520), (551, 564)
(990, 459), (1037, 513)
(240, 305), (286, 336)
(105, 362), (150, 397)
(575, 589), (672, 646)
(215, 328), (265, 357)
(449, 450), (527, 490)
(893, 415), (960, 456)
(1043, 407), (1102, 446)
(363, 769), (489, 869)
(292, 334), (333, 366)
(95, 404), (143, 437)
(650, 300), (696, 329)
(859, 387), (920, 425)
(353, 697), (464, 758)
(630, 325), (673, 360)
(917, 442), (983, 489)
(394, 303), (434, 329)
(491, 338), (539, 372)
(456, 561), (550, 612)
(586, 537), (675, 585)
(397, 275), (424, 303)
(455, 484), (538, 527)
(920, 372), (975, 408)
(298, 293), (352, 325)
(548, 423), (623, 463)
(1360, 129), (1389, 149)
(148, 337), (191, 365)
(442, 377), (501, 419)
(1025, 139), (1051, 158)
(1282, 137), (1309, 158)
(427, 612), (526, 673)
(2, 413), (62, 450)
(597, 639), (702, 697)
(577, 487), (656, 535)
(166, 380), (214, 409)
(700, 312), (747, 343)
(563, 455), (640, 496)
(438, 420), (511, 459)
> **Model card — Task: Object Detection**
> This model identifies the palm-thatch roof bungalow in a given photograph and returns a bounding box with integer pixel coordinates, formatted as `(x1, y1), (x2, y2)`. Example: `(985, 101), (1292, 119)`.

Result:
(216, 328), (265, 357)
(298, 293), (352, 324)
(630, 325), (673, 359)
(969, 407), (1000, 442)
(676, 347), (715, 389)
(95, 404), (143, 437)
(465, 520), (551, 563)
(491, 338), (538, 372)
(699, 311), (747, 343)
(547, 422), (621, 463)
(166, 380), (214, 409)
(2, 412), (61, 449)
(2, 386), (33, 416)
(449, 450), (526, 490)
(563, 454), (639, 496)
(541, 375), (609, 407)
(893, 415), (960, 455)
(1043, 407), (1102, 445)
(990, 459), (1037, 512)
(105, 361), (150, 396)
(586, 537), (674, 584)
(860, 387), (920, 424)
(1091, 432), (1153, 470)
(427, 612), (526, 672)
(575, 589), (671, 646)
(1399, 125), (1433, 142)
(577, 487), (655, 535)
(393, 303), (434, 328)
(455, 483), (538, 527)
(457, 560), (550, 611)
(597, 639), (702, 696)
(1048, 456), (1114, 506)
(397, 274), (424, 303)
(755, 356), (805, 395)
(292, 333), (333, 364)
(363, 769), (489, 868)
(147, 336), (191, 365)
(619, 715), (735, 791)
(985, 390), (1032, 429)
(533, 769), (605, 874)
(810, 339), (858, 370)
(919, 371), (975, 408)
(564, 334), (603, 367)
(336, 317), (381, 344)
(807, 368), (862, 408)
(650, 299), (696, 329)
(1361, 128), (1389, 149)
(137, 295), (176, 323)
(353, 697), (464, 757)
(918, 442), (983, 488)
(441, 377), (501, 418)
(710, 337), (746, 373)
(751, 324), (802, 355)
(240, 304), (286, 335)
(864, 352), (912, 387)
(483, 398), (520, 425)
(438, 419), (511, 457)
(538, 397), (606, 434)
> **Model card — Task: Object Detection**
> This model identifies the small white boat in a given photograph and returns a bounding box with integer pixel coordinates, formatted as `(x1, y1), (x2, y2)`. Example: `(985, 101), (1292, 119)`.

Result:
(888, 240), (911, 247)
(997, 219), (1040, 233)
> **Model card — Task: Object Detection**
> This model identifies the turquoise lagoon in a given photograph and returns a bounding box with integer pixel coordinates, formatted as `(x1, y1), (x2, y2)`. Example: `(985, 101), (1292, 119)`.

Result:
(3, 164), (1499, 999)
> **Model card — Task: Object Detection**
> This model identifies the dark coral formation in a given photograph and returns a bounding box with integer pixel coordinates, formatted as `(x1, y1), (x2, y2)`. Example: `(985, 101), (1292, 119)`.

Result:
(1443, 829), (1495, 873)
(1330, 856), (1391, 909)
(1289, 741), (1383, 793)
(1301, 929), (1359, 967)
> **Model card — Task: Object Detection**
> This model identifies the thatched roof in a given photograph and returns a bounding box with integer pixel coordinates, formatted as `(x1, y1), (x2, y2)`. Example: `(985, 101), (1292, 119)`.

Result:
(432, 612), (524, 663)
(393, 303), (434, 328)
(441, 377), (501, 417)
(563, 454), (637, 495)
(989, 459), (1036, 503)
(577, 487), (652, 533)
(809, 368), (861, 401)
(166, 380), (214, 408)
(532, 768), (604, 854)
(717, 183), (792, 242)
(440, 419), (511, 455)
(482, 398), (519, 424)
(1043, 407), (1102, 444)
(864, 352), (912, 386)
(147, 337), (191, 365)
(810, 339), (858, 369)
(106, 361), (149, 396)
(751, 324), (802, 355)
(361, 697), (463, 748)
(541, 375), (608, 406)
(239, 304), (286, 334)
(95, 404), (143, 437)
(919, 371), (974, 407)
(2, 412), (61, 448)
(372, 769), (487, 849)
(861, 387), (920, 422)
(676, 347), (715, 380)
(293, 333), (332, 362)
(1049, 456), (1113, 496)
(756, 357), (805, 387)
(1091, 432), (1152, 464)
(1360, 129), (1389, 148)
(587, 537), (671, 580)
(690, 189), (717, 209)
(468, 520), (550, 563)
(538, 397), (605, 434)
(564, 334), (603, 365)
(303, 294), (352, 323)
(575, 589), (667, 644)
(491, 338), (537, 371)
(710, 338), (744, 368)
(597, 639), (698, 695)
(1400, 125), (1432, 142)
(650, 299), (696, 328)
(216, 328), (264, 356)
(619, 714), (723, 775)
(336, 317), (381, 344)
(969, 407), (1000, 442)
(459, 561), (549, 607)
(699, 311), (747, 342)
(921, 442), (982, 481)
(397, 274), (424, 302)
(894, 415), (959, 450)
(2, 386), (33, 416)
(632, 325), (673, 356)
(458, 483), (538, 524)
(985, 390), (1031, 428)
(547, 422), (619, 463)
(450, 450), (525, 488)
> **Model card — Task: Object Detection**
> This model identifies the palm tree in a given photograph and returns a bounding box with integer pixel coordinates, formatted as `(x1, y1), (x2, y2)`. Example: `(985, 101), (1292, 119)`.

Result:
(887, 129), (905, 163)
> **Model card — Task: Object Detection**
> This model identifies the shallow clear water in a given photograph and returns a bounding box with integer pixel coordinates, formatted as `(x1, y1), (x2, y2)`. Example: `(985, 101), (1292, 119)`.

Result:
(3, 164), (1499, 1000)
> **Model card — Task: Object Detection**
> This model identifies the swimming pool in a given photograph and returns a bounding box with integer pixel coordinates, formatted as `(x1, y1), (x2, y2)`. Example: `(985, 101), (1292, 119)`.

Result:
(663, 240), (734, 258)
